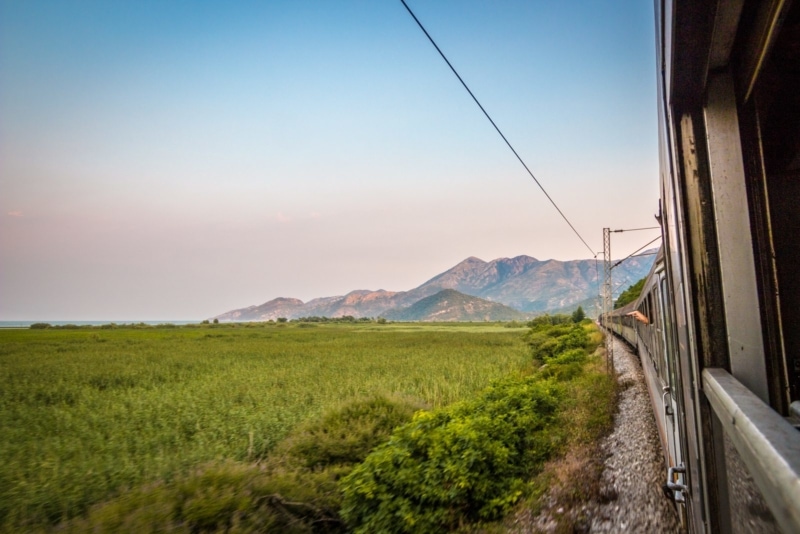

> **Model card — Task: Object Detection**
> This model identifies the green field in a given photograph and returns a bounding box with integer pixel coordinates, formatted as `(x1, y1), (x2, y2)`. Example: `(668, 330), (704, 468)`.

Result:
(0, 322), (533, 531)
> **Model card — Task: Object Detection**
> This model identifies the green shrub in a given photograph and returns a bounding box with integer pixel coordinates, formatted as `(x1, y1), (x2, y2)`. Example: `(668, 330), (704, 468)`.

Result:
(525, 324), (588, 364)
(282, 395), (426, 470)
(548, 347), (587, 365)
(615, 277), (646, 309)
(339, 377), (561, 533)
(546, 325), (573, 338)
(29, 323), (51, 329)
(556, 327), (589, 352)
(526, 314), (572, 330)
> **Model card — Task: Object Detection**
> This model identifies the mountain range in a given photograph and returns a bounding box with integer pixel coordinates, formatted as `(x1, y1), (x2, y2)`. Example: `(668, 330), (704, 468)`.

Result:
(214, 253), (655, 322)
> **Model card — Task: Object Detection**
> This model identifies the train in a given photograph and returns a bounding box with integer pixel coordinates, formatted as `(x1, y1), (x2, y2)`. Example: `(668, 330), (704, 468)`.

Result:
(600, 1), (800, 532)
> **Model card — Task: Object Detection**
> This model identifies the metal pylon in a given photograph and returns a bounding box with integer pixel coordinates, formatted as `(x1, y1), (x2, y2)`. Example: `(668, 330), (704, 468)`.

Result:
(603, 227), (614, 374)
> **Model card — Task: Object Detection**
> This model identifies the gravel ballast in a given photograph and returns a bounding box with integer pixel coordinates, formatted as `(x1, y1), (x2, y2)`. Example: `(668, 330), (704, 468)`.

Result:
(508, 335), (680, 532)
(587, 336), (680, 532)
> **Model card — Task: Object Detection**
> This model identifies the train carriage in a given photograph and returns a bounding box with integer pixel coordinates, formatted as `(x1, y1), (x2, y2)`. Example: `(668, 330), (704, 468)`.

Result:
(603, 1), (800, 532)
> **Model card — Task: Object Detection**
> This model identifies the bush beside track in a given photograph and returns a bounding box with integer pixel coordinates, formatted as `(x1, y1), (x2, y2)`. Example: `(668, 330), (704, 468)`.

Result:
(339, 318), (611, 533)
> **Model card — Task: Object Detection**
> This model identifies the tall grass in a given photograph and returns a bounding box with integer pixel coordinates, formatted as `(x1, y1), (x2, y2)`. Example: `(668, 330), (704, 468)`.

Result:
(0, 323), (529, 531)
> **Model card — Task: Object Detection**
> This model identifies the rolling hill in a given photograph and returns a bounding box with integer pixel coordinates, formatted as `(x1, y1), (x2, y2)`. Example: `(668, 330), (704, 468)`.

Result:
(383, 289), (529, 322)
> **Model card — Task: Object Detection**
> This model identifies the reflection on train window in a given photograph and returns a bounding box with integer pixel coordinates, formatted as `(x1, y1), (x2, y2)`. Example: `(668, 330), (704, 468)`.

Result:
(660, 277), (676, 392)
(741, 0), (800, 410)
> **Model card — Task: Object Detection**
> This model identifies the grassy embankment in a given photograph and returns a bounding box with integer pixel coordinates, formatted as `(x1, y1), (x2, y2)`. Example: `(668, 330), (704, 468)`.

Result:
(493, 319), (616, 532)
(0, 320), (615, 533)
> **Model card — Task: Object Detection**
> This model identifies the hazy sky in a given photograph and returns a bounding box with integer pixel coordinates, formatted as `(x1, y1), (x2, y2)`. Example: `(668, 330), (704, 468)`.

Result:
(1, 0), (660, 320)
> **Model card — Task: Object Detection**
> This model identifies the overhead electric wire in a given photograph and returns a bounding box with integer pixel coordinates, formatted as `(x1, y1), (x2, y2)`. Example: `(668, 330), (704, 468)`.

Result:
(612, 226), (660, 233)
(611, 235), (662, 269)
(399, 0), (596, 257)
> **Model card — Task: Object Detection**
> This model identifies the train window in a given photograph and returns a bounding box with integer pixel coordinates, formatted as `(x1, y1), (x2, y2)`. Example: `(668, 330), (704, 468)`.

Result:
(650, 291), (658, 374)
(650, 294), (659, 374)
(659, 276), (676, 390)
(643, 298), (649, 342)
(641, 297), (651, 361)
(737, 0), (800, 410)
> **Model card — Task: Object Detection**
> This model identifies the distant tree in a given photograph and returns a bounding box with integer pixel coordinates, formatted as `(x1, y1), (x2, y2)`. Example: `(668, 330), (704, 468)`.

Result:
(377, 317), (387, 324)
(614, 277), (647, 309)
(213, 318), (219, 324)
(571, 306), (585, 323)
(277, 317), (288, 323)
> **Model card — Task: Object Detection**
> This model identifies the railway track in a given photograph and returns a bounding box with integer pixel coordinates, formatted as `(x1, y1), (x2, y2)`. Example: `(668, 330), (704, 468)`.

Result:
(507, 337), (679, 532)
(586, 337), (679, 532)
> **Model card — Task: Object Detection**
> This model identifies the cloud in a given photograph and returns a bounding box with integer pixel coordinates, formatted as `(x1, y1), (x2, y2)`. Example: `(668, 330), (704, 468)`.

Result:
(7, 211), (23, 217)
(275, 212), (291, 223)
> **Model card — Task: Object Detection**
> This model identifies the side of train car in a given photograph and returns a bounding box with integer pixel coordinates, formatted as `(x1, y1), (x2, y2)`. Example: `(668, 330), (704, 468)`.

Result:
(602, 248), (686, 498)
(603, 1), (800, 532)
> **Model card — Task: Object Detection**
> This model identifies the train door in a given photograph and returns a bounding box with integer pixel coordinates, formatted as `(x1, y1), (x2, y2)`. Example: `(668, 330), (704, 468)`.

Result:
(658, 271), (687, 511)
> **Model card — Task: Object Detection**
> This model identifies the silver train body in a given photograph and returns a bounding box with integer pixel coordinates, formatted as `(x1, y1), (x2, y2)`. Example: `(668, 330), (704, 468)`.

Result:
(601, 1), (800, 532)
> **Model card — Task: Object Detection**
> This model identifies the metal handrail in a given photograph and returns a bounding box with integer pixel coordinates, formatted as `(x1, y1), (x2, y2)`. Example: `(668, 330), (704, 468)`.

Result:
(703, 368), (800, 533)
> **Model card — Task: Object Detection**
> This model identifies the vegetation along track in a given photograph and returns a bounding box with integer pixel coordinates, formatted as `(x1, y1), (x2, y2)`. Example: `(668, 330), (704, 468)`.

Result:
(0, 319), (618, 532)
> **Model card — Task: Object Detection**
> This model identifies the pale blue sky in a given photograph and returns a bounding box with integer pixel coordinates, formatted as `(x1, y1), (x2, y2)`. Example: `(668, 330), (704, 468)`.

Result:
(1, 1), (660, 320)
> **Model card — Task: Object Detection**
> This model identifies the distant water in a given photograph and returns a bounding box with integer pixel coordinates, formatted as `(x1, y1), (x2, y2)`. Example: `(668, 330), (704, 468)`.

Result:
(0, 320), (199, 328)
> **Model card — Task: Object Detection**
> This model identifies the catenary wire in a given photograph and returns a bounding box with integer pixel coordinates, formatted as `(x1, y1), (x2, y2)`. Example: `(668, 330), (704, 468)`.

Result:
(611, 235), (662, 269)
(399, 0), (596, 257)
(612, 226), (660, 233)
